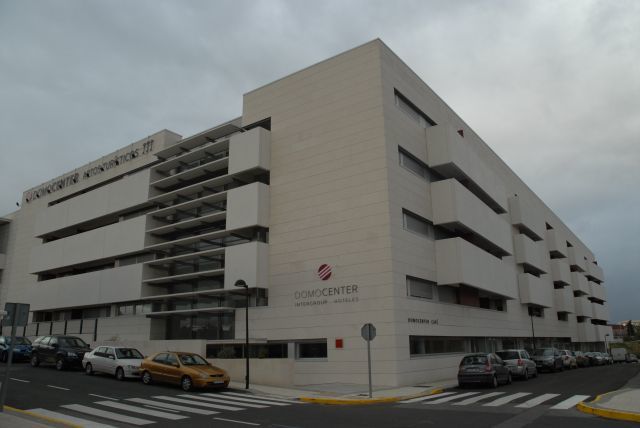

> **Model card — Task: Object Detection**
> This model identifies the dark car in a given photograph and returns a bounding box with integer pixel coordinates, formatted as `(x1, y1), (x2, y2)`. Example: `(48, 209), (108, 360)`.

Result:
(531, 348), (563, 372)
(585, 352), (604, 366)
(30, 335), (91, 370)
(458, 353), (512, 388)
(0, 336), (32, 362)
(574, 351), (590, 367)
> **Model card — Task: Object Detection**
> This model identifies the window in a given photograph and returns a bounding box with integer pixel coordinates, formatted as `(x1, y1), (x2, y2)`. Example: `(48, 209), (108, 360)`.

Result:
(296, 341), (327, 359)
(557, 312), (569, 321)
(206, 343), (288, 359)
(410, 336), (466, 356)
(394, 90), (436, 129)
(398, 147), (435, 182)
(153, 353), (168, 363)
(402, 210), (434, 239)
(528, 306), (543, 318)
(407, 276), (435, 299)
(438, 285), (460, 304)
(165, 354), (178, 366)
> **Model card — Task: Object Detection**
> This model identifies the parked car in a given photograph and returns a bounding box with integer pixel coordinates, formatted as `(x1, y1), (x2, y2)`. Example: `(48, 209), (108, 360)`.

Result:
(531, 348), (563, 372)
(140, 351), (230, 391)
(573, 351), (590, 367)
(627, 353), (638, 363)
(457, 353), (512, 388)
(83, 346), (145, 380)
(30, 335), (91, 370)
(0, 336), (32, 362)
(585, 352), (604, 366)
(601, 352), (613, 365)
(559, 350), (577, 369)
(495, 349), (537, 380)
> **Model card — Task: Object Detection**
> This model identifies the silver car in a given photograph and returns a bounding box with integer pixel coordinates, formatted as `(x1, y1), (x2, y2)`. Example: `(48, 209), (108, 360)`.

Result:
(496, 349), (537, 380)
(83, 346), (144, 380)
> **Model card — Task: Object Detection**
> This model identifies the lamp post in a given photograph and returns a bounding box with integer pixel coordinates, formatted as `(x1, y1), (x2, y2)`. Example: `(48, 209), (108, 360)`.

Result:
(234, 279), (249, 389)
(528, 306), (536, 352)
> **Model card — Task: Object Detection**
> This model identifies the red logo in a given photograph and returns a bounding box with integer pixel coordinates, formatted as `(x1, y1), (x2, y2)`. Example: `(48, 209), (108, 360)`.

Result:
(317, 264), (332, 281)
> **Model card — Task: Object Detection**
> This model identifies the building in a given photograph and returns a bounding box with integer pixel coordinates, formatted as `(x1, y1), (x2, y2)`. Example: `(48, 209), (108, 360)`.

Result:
(0, 40), (612, 387)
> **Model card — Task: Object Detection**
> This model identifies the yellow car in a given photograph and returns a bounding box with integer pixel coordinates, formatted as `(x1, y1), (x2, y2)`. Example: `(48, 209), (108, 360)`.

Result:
(140, 351), (230, 391)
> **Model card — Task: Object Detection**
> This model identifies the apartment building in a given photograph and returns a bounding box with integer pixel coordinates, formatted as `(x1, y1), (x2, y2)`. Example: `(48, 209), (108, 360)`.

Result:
(0, 39), (611, 386)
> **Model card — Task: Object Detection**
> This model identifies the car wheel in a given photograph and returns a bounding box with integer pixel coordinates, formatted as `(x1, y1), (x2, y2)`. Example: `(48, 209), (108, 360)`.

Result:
(116, 367), (125, 381)
(523, 369), (529, 380)
(491, 375), (498, 388)
(85, 363), (93, 375)
(0, 351), (7, 363)
(55, 358), (65, 371)
(181, 376), (193, 392)
(30, 355), (40, 367)
(142, 371), (152, 385)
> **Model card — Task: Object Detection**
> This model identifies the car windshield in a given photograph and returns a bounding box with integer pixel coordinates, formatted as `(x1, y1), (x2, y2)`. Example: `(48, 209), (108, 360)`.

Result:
(6, 337), (31, 345)
(116, 348), (144, 359)
(533, 349), (554, 356)
(461, 355), (487, 365)
(178, 354), (208, 366)
(496, 351), (520, 360)
(59, 337), (87, 348)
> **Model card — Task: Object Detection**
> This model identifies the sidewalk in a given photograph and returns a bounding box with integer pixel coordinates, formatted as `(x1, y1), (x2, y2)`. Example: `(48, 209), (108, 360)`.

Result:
(0, 406), (75, 427)
(229, 378), (458, 405)
(577, 365), (640, 423)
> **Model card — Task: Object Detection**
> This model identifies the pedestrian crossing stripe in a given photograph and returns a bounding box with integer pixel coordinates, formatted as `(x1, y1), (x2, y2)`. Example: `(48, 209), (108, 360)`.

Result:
(126, 397), (219, 415)
(483, 392), (532, 406)
(426, 392), (482, 404)
(221, 391), (304, 404)
(399, 391), (591, 410)
(452, 392), (505, 406)
(95, 400), (188, 420)
(515, 393), (560, 408)
(398, 392), (458, 403)
(61, 404), (155, 425)
(550, 395), (591, 410)
(179, 394), (269, 408)
(27, 408), (116, 428)
(205, 392), (291, 406)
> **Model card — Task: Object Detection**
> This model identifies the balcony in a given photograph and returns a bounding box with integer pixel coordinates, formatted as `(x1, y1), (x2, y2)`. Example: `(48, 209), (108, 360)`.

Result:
(574, 296), (593, 318)
(591, 303), (609, 322)
(513, 234), (548, 274)
(570, 272), (590, 295)
(435, 237), (517, 299)
(550, 259), (571, 286)
(545, 229), (568, 258)
(517, 273), (553, 308)
(508, 196), (545, 241)
(586, 262), (604, 283)
(431, 179), (512, 256)
(554, 286), (575, 313)
(589, 282), (606, 302)
(426, 125), (507, 213)
(153, 119), (241, 161)
(577, 322), (598, 342)
(567, 247), (587, 272)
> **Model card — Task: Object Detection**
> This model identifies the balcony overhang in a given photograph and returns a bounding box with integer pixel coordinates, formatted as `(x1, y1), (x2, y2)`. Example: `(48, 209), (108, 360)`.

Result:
(150, 158), (229, 191)
(143, 268), (225, 285)
(146, 211), (227, 236)
(154, 119), (241, 161)
(146, 307), (235, 318)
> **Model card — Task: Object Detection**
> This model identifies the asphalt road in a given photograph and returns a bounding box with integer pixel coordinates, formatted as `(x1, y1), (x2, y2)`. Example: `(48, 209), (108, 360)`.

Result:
(0, 361), (638, 427)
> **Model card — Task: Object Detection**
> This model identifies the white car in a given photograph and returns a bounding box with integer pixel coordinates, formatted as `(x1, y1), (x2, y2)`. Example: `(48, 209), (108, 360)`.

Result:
(83, 346), (144, 380)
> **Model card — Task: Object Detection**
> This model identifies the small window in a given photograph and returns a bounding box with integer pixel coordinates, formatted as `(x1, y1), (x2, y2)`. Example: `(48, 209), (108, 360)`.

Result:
(153, 353), (168, 363)
(407, 276), (435, 299)
(394, 90), (436, 129)
(557, 312), (569, 321)
(296, 341), (327, 359)
(402, 210), (434, 239)
(165, 353), (179, 366)
(96, 346), (107, 354)
(398, 148), (434, 182)
(105, 348), (115, 357)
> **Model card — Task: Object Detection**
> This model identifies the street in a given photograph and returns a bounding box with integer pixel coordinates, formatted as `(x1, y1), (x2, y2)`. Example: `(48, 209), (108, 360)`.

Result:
(1, 362), (638, 427)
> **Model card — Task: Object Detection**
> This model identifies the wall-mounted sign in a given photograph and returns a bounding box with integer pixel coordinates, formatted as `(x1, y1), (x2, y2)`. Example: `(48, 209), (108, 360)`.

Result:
(317, 264), (332, 281)
(408, 317), (439, 325)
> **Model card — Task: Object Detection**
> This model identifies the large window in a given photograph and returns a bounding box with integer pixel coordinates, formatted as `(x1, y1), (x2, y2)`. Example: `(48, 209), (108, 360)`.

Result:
(394, 90), (436, 129)
(410, 336), (465, 355)
(402, 209), (434, 239)
(296, 341), (328, 359)
(206, 343), (288, 359)
(407, 276), (435, 299)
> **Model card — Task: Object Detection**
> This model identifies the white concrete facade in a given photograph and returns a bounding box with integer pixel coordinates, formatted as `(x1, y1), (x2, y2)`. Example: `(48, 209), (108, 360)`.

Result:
(0, 39), (611, 387)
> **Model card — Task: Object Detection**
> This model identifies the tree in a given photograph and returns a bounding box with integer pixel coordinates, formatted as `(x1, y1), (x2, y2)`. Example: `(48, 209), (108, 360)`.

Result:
(627, 320), (636, 338)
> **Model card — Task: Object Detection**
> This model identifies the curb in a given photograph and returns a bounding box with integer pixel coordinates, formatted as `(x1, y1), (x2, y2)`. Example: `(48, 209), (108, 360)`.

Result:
(299, 387), (444, 405)
(4, 405), (82, 428)
(576, 392), (640, 423)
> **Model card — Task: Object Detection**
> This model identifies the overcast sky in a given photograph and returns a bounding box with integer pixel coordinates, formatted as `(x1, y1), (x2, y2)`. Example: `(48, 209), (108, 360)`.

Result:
(1, 0), (638, 322)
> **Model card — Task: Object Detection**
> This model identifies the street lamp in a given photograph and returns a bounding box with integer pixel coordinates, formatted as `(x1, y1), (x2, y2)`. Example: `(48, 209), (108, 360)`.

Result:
(528, 306), (537, 352)
(234, 279), (249, 389)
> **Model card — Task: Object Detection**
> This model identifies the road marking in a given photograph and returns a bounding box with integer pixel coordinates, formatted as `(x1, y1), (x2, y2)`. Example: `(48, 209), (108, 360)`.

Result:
(153, 395), (244, 411)
(47, 385), (70, 391)
(221, 392), (304, 404)
(180, 394), (268, 408)
(95, 400), (187, 420)
(205, 393), (290, 406)
(550, 395), (590, 410)
(10, 378), (30, 383)
(144, 404), (180, 413)
(61, 404), (154, 425)
(90, 394), (119, 400)
(126, 397), (218, 415)
(483, 392), (532, 407)
(214, 417), (260, 426)
(398, 392), (458, 404)
(426, 392), (482, 404)
(452, 392), (505, 406)
(27, 408), (116, 428)
(515, 393), (560, 408)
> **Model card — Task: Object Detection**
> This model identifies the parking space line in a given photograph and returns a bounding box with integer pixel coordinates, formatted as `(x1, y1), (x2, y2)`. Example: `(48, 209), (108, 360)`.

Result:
(10, 378), (30, 383)
(452, 392), (505, 406)
(550, 395), (590, 410)
(398, 392), (457, 404)
(90, 394), (119, 400)
(483, 392), (531, 407)
(61, 404), (154, 425)
(95, 400), (188, 420)
(426, 392), (482, 404)
(515, 393), (560, 408)
(47, 385), (70, 391)
(214, 417), (260, 426)
(126, 397), (218, 415)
